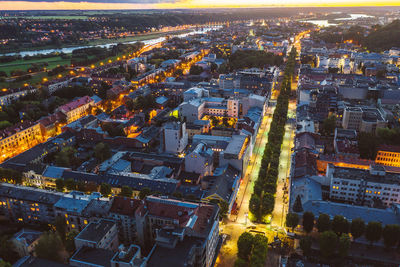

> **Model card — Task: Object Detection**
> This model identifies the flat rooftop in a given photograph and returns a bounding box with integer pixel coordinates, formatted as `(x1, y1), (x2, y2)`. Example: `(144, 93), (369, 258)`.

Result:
(332, 166), (400, 185)
(76, 219), (115, 244)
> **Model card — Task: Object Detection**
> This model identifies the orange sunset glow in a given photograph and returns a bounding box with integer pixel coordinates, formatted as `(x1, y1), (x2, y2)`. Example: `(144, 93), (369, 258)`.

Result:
(0, 0), (400, 10)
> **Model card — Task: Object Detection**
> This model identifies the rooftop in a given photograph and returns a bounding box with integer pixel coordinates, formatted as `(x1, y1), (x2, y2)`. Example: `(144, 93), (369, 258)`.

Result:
(331, 165), (400, 185)
(76, 219), (116, 244)
(302, 200), (400, 226)
(70, 246), (115, 267)
(58, 95), (93, 113)
(109, 197), (141, 216)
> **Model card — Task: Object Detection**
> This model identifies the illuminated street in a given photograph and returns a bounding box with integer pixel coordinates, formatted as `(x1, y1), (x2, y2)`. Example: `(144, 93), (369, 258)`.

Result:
(271, 99), (296, 229)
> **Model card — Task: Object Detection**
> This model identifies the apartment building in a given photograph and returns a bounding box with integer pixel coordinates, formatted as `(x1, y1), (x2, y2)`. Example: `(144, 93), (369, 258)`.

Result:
(0, 121), (43, 162)
(0, 87), (37, 106)
(375, 145), (400, 168)
(57, 96), (94, 124)
(109, 197), (141, 245)
(163, 121), (188, 154)
(74, 219), (119, 251)
(136, 196), (219, 267)
(0, 183), (62, 224)
(327, 164), (400, 207)
(342, 106), (387, 133)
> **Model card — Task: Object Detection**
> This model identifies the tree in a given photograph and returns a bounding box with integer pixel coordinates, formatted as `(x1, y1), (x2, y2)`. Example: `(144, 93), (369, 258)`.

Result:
(332, 215), (349, 235)
(338, 234), (351, 258)
(350, 218), (365, 241)
(358, 132), (378, 160)
(292, 195), (303, 212)
(55, 179), (65, 192)
(260, 193), (275, 216)
(189, 65), (203, 75)
(365, 221), (382, 245)
(302, 212), (315, 233)
(139, 187), (151, 200)
(94, 142), (112, 162)
(65, 231), (78, 253)
(100, 183), (111, 197)
(237, 232), (254, 260)
(0, 168), (23, 184)
(249, 234), (268, 267)
(0, 260), (12, 267)
(34, 232), (64, 262)
(222, 117), (230, 127)
(320, 114), (336, 136)
(54, 216), (67, 242)
(119, 186), (133, 197)
(65, 178), (76, 191)
(319, 231), (338, 259)
(234, 258), (248, 267)
(299, 236), (312, 256)
(249, 194), (261, 221)
(382, 224), (400, 248)
(217, 200), (229, 219)
(285, 213), (299, 231)
(317, 214), (331, 232)
(0, 236), (19, 264)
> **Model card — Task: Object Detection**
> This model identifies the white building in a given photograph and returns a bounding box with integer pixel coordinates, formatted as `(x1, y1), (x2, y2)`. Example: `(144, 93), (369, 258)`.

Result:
(327, 164), (400, 207)
(163, 121), (188, 154)
(0, 87), (37, 106)
(185, 142), (214, 176)
(74, 219), (119, 251)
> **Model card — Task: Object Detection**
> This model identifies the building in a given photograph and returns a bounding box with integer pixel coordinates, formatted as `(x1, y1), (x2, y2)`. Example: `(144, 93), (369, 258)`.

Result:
(57, 96), (94, 124)
(111, 245), (146, 267)
(74, 219), (119, 251)
(0, 87), (37, 107)
(184, 143), (214, 176)
(70, 247), (116, 267)
(109, 197), (141, 245)
(0, 121), (43, 162)
(376, 145), (400, 167)
(0, 183), (62, 224)
(137, 196), (220, 267)
(11, 229), (43, 257)
(202, 165), (241, 213)
(342, 106), (387, 133)
(219, 135), (251, 174)
(163, 121), (188, 154)
(54, 192), (93, 232)
(327, 164), (400, 207)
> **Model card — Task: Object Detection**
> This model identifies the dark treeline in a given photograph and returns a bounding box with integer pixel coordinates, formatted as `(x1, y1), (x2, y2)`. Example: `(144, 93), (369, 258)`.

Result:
(312, 20), (400, 51)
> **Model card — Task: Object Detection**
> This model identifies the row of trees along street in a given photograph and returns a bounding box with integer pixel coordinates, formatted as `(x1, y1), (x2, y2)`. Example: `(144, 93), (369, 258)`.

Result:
(248, 47), (297, 222)
(286, 211), (400, 264)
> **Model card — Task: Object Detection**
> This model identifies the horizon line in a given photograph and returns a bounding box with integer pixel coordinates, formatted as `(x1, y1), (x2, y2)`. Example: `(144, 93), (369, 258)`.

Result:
(1, 2), (400, 11)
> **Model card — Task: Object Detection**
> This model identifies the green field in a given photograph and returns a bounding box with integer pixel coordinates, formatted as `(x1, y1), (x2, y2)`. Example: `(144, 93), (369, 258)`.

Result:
(0, 56), (70, 76)
(0, 16), (88, 20)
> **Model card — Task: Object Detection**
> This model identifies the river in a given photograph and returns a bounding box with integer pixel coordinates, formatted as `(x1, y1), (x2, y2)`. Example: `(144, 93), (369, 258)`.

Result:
(301, 13), (374, 27)
(1, 26), (220, 57)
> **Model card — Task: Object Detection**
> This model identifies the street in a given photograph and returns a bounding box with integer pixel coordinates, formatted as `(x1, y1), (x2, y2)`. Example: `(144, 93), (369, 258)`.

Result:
(216, 68), (299, 267)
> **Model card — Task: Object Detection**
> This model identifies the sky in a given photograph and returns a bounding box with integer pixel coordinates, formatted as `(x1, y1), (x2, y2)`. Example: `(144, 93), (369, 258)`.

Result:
(0, 0), (399, 10)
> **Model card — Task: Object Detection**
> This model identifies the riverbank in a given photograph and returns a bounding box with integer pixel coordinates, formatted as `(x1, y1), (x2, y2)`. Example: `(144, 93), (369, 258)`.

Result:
(0, 28), (193, 56)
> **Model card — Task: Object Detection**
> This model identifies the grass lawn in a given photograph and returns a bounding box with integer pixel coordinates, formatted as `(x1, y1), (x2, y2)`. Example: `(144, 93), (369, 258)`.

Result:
(0, 56), (71, 76)
(0, 16), (88, 20)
